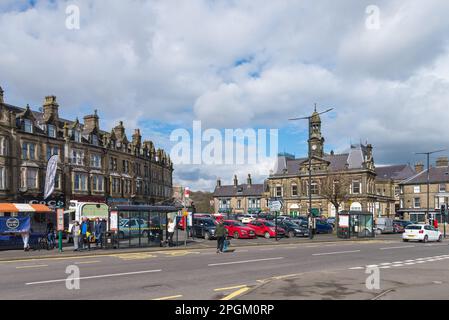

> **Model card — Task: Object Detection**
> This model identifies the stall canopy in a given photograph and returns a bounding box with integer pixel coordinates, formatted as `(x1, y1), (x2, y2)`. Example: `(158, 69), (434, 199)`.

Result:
(0, 203), (53, 213)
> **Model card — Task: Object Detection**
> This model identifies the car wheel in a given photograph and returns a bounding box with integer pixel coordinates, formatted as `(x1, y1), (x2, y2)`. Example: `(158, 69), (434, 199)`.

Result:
(375, 228), (382, 235)
(264, 232), (270, 239)
(423, 235), (428, 243)
(403, 239), (408, 242)
(142, 231), (148, 238)
(438, 235), (443, 242)
(233, 232), (240, 239)
(288, 231), (295, 238)
(204, 232), (211, 240)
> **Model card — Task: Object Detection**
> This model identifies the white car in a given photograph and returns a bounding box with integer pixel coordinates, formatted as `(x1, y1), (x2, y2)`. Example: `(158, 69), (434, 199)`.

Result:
(241, 214), (258, 224)
(402, 224), (443, 243)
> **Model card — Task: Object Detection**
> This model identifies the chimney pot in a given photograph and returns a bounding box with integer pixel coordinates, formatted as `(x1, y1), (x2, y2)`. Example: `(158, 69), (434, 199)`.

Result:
(415, 162), (424, 173)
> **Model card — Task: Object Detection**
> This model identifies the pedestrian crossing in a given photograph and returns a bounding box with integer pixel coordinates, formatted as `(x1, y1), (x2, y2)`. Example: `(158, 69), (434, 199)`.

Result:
(348, 254), (449, 270)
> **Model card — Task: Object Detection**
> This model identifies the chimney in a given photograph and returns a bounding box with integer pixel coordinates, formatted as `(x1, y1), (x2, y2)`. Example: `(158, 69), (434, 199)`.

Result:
(216, 178), (221, 188)
(132, 129), (142, 146)
(43, 95), (59, 122)
(247, 174), (252, 186)
(83, 110), (99, 132)
(0, 86), (4, 103)
(415, 162), (424, 173)
(233, 175), (238, 187)
(114, 121), (125, 139)
(436, 157), (449, 168)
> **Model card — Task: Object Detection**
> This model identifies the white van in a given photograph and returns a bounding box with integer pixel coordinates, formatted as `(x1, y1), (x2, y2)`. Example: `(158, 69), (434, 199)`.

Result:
(375, 217), (394, 234)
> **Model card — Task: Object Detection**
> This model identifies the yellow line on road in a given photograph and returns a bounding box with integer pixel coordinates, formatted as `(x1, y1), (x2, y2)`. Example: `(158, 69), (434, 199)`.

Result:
(16, 264), (48, 269)
(221, 287), (250, 300)
(152, 295), (183, 300)
(214, 284), (248, 292)
(75, 260), (101, 265)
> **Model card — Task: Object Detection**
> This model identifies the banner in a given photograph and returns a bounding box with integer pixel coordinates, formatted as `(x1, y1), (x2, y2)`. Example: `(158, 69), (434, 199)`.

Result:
(0, 217), (31, 234)
(44, 155), (59, 200)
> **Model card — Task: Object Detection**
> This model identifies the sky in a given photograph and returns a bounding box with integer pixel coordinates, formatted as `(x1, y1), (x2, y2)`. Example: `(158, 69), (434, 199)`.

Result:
(1, 0), (449, 191)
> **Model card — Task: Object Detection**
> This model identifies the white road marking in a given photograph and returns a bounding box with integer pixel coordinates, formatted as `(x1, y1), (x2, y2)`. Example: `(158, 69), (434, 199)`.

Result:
(404, 262), (415, 265)
(208, 257), (284, 267)
(349, 267), (364, 270)
(366, 265), (378, 268)
(25, 269), (162, 286)
(392, 264), (404, 267)
(380, 266), (391, 269)
(380, 245), (415, 250)
(313, 250), (361, 256)
(380, 263), (392, 266)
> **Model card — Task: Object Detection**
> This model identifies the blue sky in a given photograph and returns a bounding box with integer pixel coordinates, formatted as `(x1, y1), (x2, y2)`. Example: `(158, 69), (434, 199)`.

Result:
(1, 0), (449, 191)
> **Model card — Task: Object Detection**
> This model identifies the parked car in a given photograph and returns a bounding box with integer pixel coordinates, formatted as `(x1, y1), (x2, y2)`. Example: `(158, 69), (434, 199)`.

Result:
(393, 220), (413, 233)
(327, 217), (336, 228)
(315, 220), (333, 234)
(247, 219), (286, 238)
(241, 214), (258, 224)
(375, 217), (394, 234)
(118, 218), (151, 239)
(258, 213), (275, 220)
(223, 220), (257, 239)
(191, 218), (217, 240)
(402, 224), (443, 243)
(278, 220), (310, 238)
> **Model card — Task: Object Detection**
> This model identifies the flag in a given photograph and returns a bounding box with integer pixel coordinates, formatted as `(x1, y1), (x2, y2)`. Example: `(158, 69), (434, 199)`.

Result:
(44, 155), (59, 200)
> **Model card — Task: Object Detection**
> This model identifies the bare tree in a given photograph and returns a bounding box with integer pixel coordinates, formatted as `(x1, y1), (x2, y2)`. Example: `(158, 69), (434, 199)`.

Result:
(320, 173), (351, 215)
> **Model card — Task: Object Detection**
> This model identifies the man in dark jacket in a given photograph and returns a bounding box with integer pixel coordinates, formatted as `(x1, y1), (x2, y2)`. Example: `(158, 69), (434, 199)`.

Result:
(215, 220), (227, 254)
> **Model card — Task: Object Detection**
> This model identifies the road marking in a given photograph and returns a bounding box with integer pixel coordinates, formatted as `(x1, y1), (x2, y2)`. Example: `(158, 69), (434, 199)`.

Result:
(16, 264), (48, 269)
(313, 250), (361, 256)
(75, 260), (101, 265)
(380, 266), (391, 269)
(272, 273), (303, 280)
(392, 261), (404, 264)
(214, 285), (248, 292)
(152, 295), (183, 300)
(259, 248), (274, 251)
(366, 265), (378, 268)
(380, 263), (392, 266)
(416, 261), (426, 264)
(349, 267), (364, 270)
(405, 260), (415, 262)
(392, 264), (404, 267)
(208, 257), (284, 267)
(404, 262), (415, 265)
(25, 269), (162, 286)
(221, 287), (250, 300)
(380, 245), (415, 250)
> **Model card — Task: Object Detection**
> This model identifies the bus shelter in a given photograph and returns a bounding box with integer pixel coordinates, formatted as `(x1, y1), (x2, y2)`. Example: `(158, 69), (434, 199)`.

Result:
(337, 210), (374, 239)
(110, 205), (182, 249)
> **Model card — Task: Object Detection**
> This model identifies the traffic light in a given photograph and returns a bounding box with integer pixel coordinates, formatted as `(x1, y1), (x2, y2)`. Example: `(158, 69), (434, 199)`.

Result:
(441, 204), (447, 223)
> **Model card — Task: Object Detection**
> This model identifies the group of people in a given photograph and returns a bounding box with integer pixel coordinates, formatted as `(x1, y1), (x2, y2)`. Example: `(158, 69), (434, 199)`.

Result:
(71, 217), (107, 251)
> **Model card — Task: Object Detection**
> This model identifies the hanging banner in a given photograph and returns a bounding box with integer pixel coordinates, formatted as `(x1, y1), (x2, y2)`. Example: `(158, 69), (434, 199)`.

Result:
(0, 217), (31, 234)
(44, 155), (59, 200)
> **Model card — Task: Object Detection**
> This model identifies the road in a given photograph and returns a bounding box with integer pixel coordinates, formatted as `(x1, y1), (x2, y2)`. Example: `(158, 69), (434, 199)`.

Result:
(1, 236), (448, 300)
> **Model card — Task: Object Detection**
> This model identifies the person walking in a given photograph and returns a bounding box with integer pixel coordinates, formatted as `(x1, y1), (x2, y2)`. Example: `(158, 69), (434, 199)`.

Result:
(215, 219), (226, 254)
(46, 222), (55, 249)
(167, 218), (175, 247)
(21, 230), (30, 252)
(80, 218), (91, 251)
(71, 221), (80, 252)
(94, 218), (102, 248)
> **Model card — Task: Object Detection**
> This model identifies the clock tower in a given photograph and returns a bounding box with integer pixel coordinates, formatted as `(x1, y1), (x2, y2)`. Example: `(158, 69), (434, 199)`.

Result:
(308, 107), (325, 158)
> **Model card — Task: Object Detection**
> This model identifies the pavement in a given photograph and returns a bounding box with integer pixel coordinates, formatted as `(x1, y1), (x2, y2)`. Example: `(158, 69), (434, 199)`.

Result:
(4, 233), (449, 300)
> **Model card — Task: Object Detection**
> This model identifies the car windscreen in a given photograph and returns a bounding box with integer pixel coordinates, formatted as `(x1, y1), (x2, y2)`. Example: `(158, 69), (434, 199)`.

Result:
(202, 219), (216, 226)
(233, 222), (246, 227)
(284, 222), (299, 227)
(264, 221), (276, 227)
(405, 225), (422, 230)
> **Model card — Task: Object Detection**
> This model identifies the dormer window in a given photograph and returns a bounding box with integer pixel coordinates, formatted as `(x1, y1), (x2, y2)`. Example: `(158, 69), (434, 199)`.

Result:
(24, 119), (33, 133)
(92, 134), (99, 146)
(48, 124), (56, 138)
(73, 130), (81, 143)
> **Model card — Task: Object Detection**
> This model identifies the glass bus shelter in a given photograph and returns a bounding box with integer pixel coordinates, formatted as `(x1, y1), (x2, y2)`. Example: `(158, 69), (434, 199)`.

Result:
(337, 210), (374, 239)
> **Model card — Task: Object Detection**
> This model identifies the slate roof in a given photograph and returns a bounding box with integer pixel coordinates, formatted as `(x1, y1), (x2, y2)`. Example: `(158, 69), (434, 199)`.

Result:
(375, 164), (416, 181)
(402, 166), (449, 185)
(213, 183), (265, 197)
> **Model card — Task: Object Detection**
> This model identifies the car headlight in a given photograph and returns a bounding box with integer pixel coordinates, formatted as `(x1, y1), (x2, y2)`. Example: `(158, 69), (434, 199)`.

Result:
(294, 229), (301, 232)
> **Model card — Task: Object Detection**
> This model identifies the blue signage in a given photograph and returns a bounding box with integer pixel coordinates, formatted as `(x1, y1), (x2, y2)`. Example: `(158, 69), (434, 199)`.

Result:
(0, 217), (31, 234)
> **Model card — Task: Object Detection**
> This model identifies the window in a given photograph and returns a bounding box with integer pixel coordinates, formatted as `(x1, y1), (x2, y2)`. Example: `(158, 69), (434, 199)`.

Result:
(112, 178), (121, 193)
(352, 180), (361, 194)
(92, 135), (99, 146)
(90, 154), (102, 168)
(237, 200), (241, 209)
(248, 198), (261, 209)
(46, 146), (59, 160)
(92, 175), (104, 192)
(0, 167), (5, 189)
(291, 184), (298, 196)
(219, 199), (231, 209)
(0, 137), (8, 156)
(124, 180), (132, 194)
(54, 173), (61, 190)
(414, 185), (421, 193)
(71, 149), (84, 165)
(414, 197), (421, 208)
(123, 160), (129, 174)
(439, 184), (446, 193)
(109, 157), (117, 171)
(311, 181), (319, 195)
(48, 125), (56, 138)
(276, 186), (282, 197)
(73, 130), (81, 143)
(21, 168), (38, 189)
(21, 142), (36, 160)
(136, 180), (142, 194)
(394, 186), (400, 197)
(24, 119), (33, 133)
(74, 173), (88, 191)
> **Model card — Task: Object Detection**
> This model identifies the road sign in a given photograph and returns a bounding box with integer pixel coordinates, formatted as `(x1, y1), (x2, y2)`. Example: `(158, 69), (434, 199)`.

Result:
(56, 208), (64, 232)
(268, 200), (283, 212)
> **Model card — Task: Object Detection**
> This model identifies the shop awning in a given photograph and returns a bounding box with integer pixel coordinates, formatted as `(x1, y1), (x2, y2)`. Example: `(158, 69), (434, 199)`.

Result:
(0, 203), (53, 213)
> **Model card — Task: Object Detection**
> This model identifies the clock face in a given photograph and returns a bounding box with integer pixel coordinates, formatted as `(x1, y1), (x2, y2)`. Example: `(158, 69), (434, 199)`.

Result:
(311, 144), (317, 151)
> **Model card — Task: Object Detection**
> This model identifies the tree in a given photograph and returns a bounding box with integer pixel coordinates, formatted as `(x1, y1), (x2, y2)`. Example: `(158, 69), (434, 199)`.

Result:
(320, 173), (351, 216)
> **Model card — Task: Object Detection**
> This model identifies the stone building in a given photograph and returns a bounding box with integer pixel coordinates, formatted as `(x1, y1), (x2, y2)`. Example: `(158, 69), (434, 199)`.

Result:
(398, 157), (449, 223)
(0, 86), (173, 210)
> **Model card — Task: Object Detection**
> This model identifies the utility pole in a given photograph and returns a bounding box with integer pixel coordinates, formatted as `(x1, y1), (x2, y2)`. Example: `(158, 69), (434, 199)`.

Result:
(416, 149), (445, 224)
(289, 105), (333, 240)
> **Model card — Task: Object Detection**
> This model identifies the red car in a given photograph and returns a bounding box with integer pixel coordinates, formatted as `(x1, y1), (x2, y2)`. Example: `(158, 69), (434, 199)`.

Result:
(223, 220), (257, 239)
(247, 219), (286, 239)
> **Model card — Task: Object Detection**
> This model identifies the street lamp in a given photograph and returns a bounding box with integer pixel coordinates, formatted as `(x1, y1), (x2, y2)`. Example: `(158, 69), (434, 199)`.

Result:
(289, 104), (333, 239)
(416, 149), (446, 224)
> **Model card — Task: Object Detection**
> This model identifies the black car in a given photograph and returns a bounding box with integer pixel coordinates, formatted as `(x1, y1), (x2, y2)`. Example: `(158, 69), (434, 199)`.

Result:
(278, 221), (310, 238)
(191, 218), (217, 240)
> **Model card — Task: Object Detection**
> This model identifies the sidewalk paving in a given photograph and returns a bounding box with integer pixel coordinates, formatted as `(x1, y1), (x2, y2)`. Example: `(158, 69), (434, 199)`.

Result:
(0, 233), (401, 262)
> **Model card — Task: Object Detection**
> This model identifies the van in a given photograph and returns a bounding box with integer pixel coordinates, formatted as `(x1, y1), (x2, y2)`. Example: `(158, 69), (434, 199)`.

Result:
(375, 217), (394, 234)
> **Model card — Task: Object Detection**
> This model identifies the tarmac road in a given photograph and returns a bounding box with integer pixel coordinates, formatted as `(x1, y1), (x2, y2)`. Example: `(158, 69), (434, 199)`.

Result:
(0, 235), (448, 300)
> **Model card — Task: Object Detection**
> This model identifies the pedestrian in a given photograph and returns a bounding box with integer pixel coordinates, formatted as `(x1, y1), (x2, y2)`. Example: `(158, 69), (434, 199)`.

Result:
(71, 221), (80, 252)
(100, 219), (107, 248)
(46, 221), (55, 248)
(80, 217), (91, 251)
(94, 218), (102, 248)
(434, 218), (439, 229)
(167, 218), (175, 247)
(21, 230), (30, 252)
(215, 219), (226, 254)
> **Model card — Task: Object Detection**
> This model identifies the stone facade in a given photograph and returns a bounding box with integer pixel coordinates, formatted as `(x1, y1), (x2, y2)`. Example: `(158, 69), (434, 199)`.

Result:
(0, 86), (173, 210)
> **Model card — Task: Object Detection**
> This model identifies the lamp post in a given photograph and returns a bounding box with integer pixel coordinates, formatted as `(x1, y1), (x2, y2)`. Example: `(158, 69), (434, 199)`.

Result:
(416, 150), (446, 224)
(289, 105), (333, 240)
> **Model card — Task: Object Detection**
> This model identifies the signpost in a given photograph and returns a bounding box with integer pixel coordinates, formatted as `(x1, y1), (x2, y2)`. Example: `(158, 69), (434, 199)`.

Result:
(56, 208), (64, 252)
(269, 198), (283, 242)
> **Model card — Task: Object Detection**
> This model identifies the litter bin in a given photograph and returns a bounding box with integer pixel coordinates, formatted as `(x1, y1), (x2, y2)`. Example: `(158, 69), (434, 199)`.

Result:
(104, 232), (118, 249)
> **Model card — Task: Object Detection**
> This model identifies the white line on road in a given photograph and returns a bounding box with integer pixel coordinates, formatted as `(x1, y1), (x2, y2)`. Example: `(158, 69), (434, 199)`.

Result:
(25, 269), (162, 286)
(392, 264), (404, 267)
(380, 263), (392, 266)
(380, 245), (415, 250)
(16, 264), (48, 269)
(313, 250), (360, 256)
(349, 267), (364, 270)
(208, 257), (284, 267)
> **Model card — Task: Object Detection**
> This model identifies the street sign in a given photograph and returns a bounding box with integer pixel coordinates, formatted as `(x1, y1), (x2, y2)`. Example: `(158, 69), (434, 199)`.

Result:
(311, 208), (320, 217)
(268, 199), (283, 212)
(56, 208), (64, 232)
(110, 211), (118, 231)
